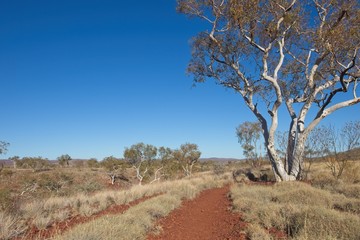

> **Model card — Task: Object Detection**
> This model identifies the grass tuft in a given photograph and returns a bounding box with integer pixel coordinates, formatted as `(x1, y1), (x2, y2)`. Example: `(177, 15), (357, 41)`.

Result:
(53, 173), (230, 240)
(231, 181), (360, 240)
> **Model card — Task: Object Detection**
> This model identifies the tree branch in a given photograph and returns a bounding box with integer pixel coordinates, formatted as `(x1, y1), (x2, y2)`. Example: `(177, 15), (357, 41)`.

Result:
(306, 97), (360, 136)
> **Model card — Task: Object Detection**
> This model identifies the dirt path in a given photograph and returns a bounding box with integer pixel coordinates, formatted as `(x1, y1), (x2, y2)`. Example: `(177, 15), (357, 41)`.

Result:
(147, 185), (246, 240)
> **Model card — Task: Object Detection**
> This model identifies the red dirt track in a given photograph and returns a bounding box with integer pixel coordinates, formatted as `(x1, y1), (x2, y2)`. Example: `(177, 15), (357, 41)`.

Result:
(147, 185), (247, 240)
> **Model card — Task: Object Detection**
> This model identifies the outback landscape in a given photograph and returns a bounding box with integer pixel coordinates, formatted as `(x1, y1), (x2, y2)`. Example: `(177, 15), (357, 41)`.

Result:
(0, 144), (360, 240)
(1, 0), (360, 239)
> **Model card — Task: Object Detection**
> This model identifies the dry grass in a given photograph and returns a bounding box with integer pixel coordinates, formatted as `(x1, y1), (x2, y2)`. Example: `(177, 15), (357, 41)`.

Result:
(231, 181), (360, 240)
(0, 172), (230, 239)
(0, 212), (27, 239)
(17, 178), (180, 230)
(52, 173), (230, 240)
(245, 223), (272, 240)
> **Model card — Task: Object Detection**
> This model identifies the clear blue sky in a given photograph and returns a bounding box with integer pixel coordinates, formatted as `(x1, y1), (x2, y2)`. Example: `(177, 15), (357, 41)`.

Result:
(0, 0), (358, 160)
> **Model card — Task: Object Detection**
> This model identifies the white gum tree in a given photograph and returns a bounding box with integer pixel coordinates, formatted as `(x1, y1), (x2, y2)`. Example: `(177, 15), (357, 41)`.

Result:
(177, 0), (360, 181)
(124, 143), (157, 185)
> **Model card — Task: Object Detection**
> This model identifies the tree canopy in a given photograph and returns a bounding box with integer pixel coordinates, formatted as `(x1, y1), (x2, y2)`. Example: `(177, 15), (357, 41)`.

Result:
(173, 143), (201, 176)
(178, 0), (360, 181)
(0, 141), (9, 155)
(57, 154), (72, 167)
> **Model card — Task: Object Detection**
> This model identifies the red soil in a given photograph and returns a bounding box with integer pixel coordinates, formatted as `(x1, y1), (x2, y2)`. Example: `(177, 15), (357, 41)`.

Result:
(17, 194), (161, 240)
(17, 183), (287, 240)
(147, 185), (247, 240)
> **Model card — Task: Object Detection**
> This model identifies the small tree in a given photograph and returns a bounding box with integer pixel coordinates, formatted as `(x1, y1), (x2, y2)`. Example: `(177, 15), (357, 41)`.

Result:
(236, 121), (262, 167)
(57, 154), (72, 167)
(124, 143), (157, 185)
(101, 156), (127, 185)
(302, 127), (323, 179)
(342, 121), (360, 151)
(21, 157), (49, 172)
(9, 156), (20, 169)
(315, 121), (360, 179)
(149, 146), (172, 183)
(173, 143), (201, 177)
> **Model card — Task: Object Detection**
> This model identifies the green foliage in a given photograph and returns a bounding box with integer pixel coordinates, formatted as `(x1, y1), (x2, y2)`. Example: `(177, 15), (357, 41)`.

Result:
(158, 146), (173, 164)
(178, 0), (360, 181)
(0, 141), (9, 155)
(37, 172), (74, 194)
(173, 143), (201, 176)
(101, 156), (126, 172)
(124, 143), (157, 166)
(57, 154), (72, 167)
(87, 158), (99, 168)
(236, 121), (262, 160)
(15, 157), (50, 172)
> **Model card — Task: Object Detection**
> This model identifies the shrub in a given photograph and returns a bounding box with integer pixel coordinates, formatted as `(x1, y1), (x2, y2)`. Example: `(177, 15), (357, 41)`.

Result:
(76, 181), (102, 194)
(213, 164), (225, 175)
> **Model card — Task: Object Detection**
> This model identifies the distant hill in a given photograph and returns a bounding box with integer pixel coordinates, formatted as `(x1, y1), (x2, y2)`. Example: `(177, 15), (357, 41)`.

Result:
(0, 159), (13, 166)
(337, 147), (360, 161)
(1, 148), (357, 167)
(200, 157), (243, 162)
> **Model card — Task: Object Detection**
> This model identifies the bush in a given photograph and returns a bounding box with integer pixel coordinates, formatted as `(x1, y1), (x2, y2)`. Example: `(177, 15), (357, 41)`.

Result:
(76, 181), (102, 194)
(213, 164), (225, 175)
(37, 172), (74, 195)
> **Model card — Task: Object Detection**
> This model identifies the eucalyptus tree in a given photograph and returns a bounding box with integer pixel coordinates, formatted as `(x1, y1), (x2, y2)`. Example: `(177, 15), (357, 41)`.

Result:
(57, 154), (72, 167)
(123, 143), (157, 185)
(101, 156), (127, 185)
(236, 121), (262, 166)
(177, 0), (360, 181)
(173, 143), (201, 176)
(154, 146), (174, 181)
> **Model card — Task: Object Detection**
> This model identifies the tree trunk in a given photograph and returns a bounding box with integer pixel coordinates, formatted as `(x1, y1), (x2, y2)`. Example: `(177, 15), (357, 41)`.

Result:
(266, 135), (307, 181)
(111, 175), (115, 185)
(289, 134), (307, 180)
(265, 138), (295, 181)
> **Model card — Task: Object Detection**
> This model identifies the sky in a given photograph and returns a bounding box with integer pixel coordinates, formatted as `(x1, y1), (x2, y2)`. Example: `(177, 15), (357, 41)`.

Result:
(0, 0), (359, 160)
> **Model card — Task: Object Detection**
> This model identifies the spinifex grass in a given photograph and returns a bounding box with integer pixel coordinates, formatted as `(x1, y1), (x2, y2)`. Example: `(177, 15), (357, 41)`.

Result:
(231, 181), (360, 240)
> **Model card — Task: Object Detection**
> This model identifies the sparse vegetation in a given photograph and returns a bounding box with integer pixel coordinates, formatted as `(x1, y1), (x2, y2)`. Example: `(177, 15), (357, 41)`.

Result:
(53, 173), (230, 240)
(0, 167), (230, 240)
(57, 154), (72, 167)
(1, 143), (360, 239)
(230, 170), (360, 240)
